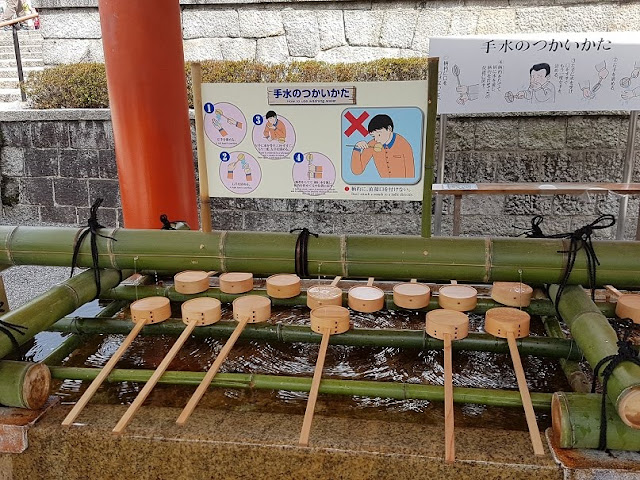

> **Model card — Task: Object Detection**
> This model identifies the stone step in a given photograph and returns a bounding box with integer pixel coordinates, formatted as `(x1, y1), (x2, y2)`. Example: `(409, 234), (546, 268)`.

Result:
(0, 58), (43, 67)
(0, 65), (43, 78)
(0, 32), (43, 46)
(0, 88), (21, 102)
(0, 53), (41, 61)
(0, 78), (18, 88)
(0, 45), (42, 55)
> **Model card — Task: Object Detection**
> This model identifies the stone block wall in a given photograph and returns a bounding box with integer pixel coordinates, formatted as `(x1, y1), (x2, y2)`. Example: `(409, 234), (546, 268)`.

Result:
(33, 0), (640, 65)
(1, 110), (638, 239)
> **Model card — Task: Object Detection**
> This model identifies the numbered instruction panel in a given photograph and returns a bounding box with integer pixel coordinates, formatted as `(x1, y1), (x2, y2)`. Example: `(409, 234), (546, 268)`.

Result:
(430, 32), (640, 114)
(201, 81), (428, 200)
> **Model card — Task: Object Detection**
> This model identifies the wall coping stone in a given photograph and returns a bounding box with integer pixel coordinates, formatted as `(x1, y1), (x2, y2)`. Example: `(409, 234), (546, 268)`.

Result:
(34, 0), (355, 7)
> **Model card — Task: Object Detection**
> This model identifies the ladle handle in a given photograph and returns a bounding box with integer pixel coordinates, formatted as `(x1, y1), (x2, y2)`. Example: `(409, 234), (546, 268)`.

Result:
(443, 333), (455, 464)
(206, 271), (218, 277)
(113, 318), (200, 433)
(330, 276), (342, 287)
(506, 332), (545, 456)
(410, 278), (417, 283)
(62, 320), (147, 426)
(367, 277), (374, 287)
(605, 285), (622, 299)
(299, 328), (331, 446)
(176, 315), (250, 425)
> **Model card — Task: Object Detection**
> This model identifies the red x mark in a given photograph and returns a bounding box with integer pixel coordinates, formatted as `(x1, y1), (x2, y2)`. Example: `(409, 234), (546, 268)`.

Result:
(344, 111), (369, 137)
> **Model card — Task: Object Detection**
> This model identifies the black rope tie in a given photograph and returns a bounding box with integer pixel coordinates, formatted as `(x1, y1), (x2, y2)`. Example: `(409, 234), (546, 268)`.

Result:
(517, 215), (615, 320)
(591, 318), (640, 451)
(160, 214), (186, 230)
(0, 318), (27, 351)
(290, 228), (318, 278)
(70, 198), (117, 297)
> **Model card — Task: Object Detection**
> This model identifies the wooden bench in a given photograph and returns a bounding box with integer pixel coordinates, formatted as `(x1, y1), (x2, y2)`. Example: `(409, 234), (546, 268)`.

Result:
(433, 183), (640, 237)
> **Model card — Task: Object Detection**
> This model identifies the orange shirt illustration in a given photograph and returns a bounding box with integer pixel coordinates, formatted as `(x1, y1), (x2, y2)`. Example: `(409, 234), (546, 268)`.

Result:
(351, 114), (414, 178)
(263, 110), (287, 142)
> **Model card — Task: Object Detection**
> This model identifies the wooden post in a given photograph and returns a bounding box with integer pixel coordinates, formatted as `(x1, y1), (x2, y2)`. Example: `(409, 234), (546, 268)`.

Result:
(421, 57), (439, 238)
(191, 63), (213, 233)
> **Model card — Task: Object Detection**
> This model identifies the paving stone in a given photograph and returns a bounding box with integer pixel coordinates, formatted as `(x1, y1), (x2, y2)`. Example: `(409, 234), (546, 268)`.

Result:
(59, 149), (100, 178)
(53, 178), (88, 206)
(24, 148), (58, 176)
(21, 177), (53, 205)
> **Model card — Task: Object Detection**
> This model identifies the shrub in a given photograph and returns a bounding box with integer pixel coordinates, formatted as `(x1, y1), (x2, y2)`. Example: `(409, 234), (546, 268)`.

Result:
(26, 58), (429, 109)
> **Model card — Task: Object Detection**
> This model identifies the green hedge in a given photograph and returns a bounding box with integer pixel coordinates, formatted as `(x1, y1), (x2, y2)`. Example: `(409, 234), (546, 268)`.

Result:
(26, 59), (428, 109)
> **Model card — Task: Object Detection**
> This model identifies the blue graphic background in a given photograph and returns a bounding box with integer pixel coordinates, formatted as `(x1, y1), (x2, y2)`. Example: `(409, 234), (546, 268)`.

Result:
(341, 107), (424, 185)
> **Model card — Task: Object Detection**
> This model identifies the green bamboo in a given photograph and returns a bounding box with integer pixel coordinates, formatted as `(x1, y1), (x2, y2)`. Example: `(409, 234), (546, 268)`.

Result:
(421, 57), (439, 238)
(99, 284), (616, 317)
(47, 317), (583, 360)
(550, 284), (640, 429)
(0, 360), (50, 409)
(0, 269), (128, 361)
(48, 366), (553, 409)
(541, 316), (590, 393)
(552, 392), (640, 451)
(0, 226), (639, 286)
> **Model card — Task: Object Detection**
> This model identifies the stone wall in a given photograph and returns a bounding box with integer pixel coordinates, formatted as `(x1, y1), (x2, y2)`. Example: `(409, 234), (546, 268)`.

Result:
(1, 110), (638, 239)
(33, 0), (640, 65)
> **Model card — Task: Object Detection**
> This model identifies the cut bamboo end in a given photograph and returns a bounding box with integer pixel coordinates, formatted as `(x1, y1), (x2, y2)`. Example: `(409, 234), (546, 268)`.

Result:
(310, 306), (350, 335)
(348, 284), (385, 313)
(130, 297), (171, 325)
(21, 363), (51, 410)
(618, 386), (640, 429)
(491, 282), (533, 308)
(232, 295), (271, 323)
(425, 309), (469, 340)
(174, 270), (215, 294)
(307, 285), (343, 309)
(438, 285), (477, 312)
(266, 273), (301, 299)
(484, 307), (530, 339)
(0, 361), (51, 410)
(181, 297), (222, 326)
(615, 295), (640, 324)
(393, 282), (431, 310)
(219, 272), (254, 294)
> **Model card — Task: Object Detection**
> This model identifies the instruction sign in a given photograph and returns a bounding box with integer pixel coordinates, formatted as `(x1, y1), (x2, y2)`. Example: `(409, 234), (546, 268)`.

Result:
(430, 32), (640, 114)
(201, 81), (428, 200)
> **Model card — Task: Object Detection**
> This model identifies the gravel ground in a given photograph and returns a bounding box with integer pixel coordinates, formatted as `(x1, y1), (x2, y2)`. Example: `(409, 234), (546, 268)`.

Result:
(2, 265), (74, 309)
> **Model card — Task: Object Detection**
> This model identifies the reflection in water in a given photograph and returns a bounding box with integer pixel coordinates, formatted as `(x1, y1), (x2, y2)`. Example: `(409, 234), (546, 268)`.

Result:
(50, 306), (568, 431)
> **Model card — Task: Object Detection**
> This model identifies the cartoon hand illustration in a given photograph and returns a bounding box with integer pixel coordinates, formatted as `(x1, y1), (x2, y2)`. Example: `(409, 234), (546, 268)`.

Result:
(622, 87), (640, 100)
(456, 96), (466, 105)
(354, 141), (369, 151)
(516, 91), (526, 99)
(456, 85), (468, 95)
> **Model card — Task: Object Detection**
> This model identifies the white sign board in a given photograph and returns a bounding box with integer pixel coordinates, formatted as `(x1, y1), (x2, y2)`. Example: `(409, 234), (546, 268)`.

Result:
(201, 81), (428, 201)
(430, 32), (640, 114)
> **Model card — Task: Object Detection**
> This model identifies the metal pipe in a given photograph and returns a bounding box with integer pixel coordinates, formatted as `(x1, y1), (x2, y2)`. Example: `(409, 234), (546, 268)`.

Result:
(618, 110), (639, 239)
(11, 25), (25, 102)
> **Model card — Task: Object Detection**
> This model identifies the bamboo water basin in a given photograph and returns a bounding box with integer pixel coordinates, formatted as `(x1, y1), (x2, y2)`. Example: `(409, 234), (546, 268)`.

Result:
(19, 279), (578, 434)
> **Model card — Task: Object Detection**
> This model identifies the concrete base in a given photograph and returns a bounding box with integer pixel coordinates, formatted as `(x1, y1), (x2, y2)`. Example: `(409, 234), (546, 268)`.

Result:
(0, 397), (58, 454)
(0, 403), (561, 480)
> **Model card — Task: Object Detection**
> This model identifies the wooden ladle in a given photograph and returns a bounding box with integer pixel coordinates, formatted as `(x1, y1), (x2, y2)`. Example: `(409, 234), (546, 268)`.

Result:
(62, 297), (171, 426)
(266, 273), (301, 299)
(438, 282), (477, 312)
(605, 285), (640, 324)
(307, 276), (342, 310)
(425, 309), (469, 463)
(299, 305), (351, 446)
(112, 297), (222, 433)
(484, 307), (545, 456)
(491, 282), (533, 308)
(393, 279), (431, 309)
(348, 277), (385, 313)
(218, 272), (254, 294)
(174, 271), (217, 294)
(176, 295), (271, 425)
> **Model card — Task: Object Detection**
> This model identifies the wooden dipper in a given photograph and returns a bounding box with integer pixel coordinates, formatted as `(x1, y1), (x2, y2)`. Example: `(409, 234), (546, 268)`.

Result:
(177, 295), (271, 425)
(605, 285), (640, 324)
(491, 282), (533, 308)
(219, 272), (254, 294)
(113, 298), (222, 433)
(484, 307), (544, 456)
(307, 276), (343, 310)
(438, 284), (477, 312)
(348, 277), (385, 313)
(62, 297), (171, 426)
(425, 309), (469, 463)
(266, 273), (301, 299)
(299, 306), (351, 446)
(393, 279), (431, 310)
(174, 270), (217, 294)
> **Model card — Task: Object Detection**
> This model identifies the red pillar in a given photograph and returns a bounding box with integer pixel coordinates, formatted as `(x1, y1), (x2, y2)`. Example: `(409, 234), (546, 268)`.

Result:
(98, 0), (199, 229)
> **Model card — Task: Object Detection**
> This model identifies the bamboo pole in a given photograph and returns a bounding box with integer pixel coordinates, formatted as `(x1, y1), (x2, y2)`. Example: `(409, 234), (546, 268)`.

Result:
(191, 62), (212, 233)
(0, 361), (50, 409)
(49, 367), (553, 409)
(541, 316), (590, 393)
(99, 284), (616, 317)
(2, 226), (640, 286)
(552, 392), (640, 451)
(0, 269), (128, 361)
(549, 284), (640, 429)
(47, 318), (584, 360)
